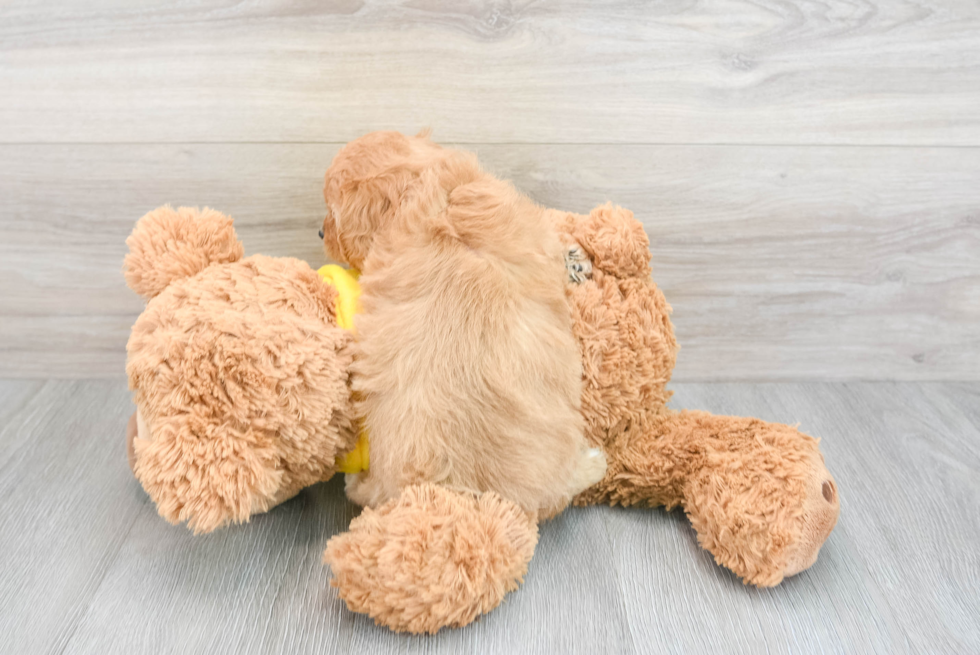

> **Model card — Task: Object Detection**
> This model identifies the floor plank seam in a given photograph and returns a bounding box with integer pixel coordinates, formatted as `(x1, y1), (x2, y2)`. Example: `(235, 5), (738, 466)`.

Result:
(55, 504), (147, 655)
(597, 510), (641, 655)
(255, 512), (307, 650)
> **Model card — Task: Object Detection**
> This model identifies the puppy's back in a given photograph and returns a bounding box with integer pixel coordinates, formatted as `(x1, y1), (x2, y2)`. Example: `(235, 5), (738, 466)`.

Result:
(346, 175), (601, 515)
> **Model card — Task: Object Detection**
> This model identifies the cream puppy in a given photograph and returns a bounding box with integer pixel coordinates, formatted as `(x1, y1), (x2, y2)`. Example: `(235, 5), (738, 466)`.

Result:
(321, 131), (605, 518)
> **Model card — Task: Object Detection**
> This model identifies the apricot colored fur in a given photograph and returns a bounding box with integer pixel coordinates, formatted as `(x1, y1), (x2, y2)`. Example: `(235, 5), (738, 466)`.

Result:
(550, 205), (839, 586)
(323, 134), (839, 632)
(125, 207), (358, 533)
(321, 131), (606, 517)
(123, 135), (840, 636)
(324, 484), (538, 634)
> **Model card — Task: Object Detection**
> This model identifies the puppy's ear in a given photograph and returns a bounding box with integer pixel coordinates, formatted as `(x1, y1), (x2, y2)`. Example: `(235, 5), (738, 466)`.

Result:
(324, 167), (415, 269)
(573, 204), (651, 278)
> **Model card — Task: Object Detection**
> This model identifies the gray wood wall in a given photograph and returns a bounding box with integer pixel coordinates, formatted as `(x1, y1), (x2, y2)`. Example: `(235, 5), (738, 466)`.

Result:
(2, 0), (978, 380)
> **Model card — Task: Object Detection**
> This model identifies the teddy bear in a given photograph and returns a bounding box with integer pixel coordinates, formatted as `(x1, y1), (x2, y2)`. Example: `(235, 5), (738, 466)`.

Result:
(554, 203), (840, 583)
(318, 132), (840, 633)
(122, 138), (839, 635)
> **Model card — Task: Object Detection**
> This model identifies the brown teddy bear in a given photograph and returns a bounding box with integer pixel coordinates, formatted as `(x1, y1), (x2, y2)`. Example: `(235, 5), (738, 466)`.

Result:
(123, 139), (839, 635)
(320, 133), (840, 633)
(553, 203), (839, 584)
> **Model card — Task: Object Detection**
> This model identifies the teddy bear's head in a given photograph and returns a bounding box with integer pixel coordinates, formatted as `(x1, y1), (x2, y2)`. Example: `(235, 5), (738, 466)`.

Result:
(321, 131), (481, 270)
(550, 204), (679, 447)
(124, 206), (357, 533)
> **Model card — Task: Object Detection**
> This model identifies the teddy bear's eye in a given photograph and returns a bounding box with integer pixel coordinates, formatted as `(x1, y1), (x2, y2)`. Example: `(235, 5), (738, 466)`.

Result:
(564, 246), (593, 283)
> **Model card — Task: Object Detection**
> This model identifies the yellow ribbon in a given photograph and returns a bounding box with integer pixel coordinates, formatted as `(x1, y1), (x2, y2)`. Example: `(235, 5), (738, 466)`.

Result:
(317, 264), (361, 332)
(317, 264), (369, 474)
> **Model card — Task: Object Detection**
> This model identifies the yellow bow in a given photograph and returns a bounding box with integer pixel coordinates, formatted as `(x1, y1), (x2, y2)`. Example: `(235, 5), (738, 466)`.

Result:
(317, 264), (369, 474)
(317, 264), (361, 332)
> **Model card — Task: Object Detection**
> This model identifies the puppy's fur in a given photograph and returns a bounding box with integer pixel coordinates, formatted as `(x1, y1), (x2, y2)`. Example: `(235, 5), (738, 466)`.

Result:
(322, 132), (605, 517)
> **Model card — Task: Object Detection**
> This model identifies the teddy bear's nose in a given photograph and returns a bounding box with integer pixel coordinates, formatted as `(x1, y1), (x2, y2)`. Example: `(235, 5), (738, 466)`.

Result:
(319, 228), (324, 239)
(822, 480), (835, 502)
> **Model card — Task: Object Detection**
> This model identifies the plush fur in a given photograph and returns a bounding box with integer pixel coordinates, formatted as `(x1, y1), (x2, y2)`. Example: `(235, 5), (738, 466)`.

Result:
(124, 207), (357, 533)
(324, 484), (538, 634)
(549, 205), (839, 586)
(123, 135), (840, 635)
(321, 131), (606, 518)
(322, 134), (839, 631)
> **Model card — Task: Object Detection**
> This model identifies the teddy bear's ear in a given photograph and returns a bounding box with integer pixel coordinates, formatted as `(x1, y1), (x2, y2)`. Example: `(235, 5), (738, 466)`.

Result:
(124, 206), (244, 299)
(573, 204), (651, 278)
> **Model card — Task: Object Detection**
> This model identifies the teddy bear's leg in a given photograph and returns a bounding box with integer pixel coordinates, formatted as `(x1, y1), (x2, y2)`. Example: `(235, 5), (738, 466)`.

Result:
(323, 484), (539, 634)
(576, 410), (840, 586)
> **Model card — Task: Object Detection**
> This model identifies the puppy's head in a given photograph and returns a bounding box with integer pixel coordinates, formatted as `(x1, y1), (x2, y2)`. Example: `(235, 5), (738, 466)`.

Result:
(322, 131), (478, 269)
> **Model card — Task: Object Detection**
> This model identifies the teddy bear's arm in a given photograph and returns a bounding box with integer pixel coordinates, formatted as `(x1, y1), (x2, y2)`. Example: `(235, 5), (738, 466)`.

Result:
(129, 409), (292, 534)
(323, 484), (538, 634)
(576, 410), (840, 586)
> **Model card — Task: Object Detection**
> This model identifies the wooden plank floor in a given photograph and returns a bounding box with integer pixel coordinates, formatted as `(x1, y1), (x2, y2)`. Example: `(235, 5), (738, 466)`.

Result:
(1, 380), (977, 654)
(2, 1), (979, 381)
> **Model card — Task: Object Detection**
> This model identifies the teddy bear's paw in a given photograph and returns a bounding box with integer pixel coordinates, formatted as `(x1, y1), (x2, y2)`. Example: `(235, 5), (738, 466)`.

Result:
(683, 418), (840, 587)
(323, 484), (538, 634)
(781, 457), (840, 579)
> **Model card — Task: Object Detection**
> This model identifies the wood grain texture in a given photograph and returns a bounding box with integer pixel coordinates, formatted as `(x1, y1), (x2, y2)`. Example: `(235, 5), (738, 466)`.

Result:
(1, 381), (977, 654)
(2, 0), (980, 145)
(2, 143), (978, 379)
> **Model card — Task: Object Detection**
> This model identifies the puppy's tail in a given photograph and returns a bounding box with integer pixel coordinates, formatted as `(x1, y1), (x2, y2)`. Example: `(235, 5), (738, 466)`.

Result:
(124, 205), (244, 299)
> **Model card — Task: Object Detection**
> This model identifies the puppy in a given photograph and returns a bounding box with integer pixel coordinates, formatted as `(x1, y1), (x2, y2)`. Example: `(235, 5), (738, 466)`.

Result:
(322, 131), (605, 518)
